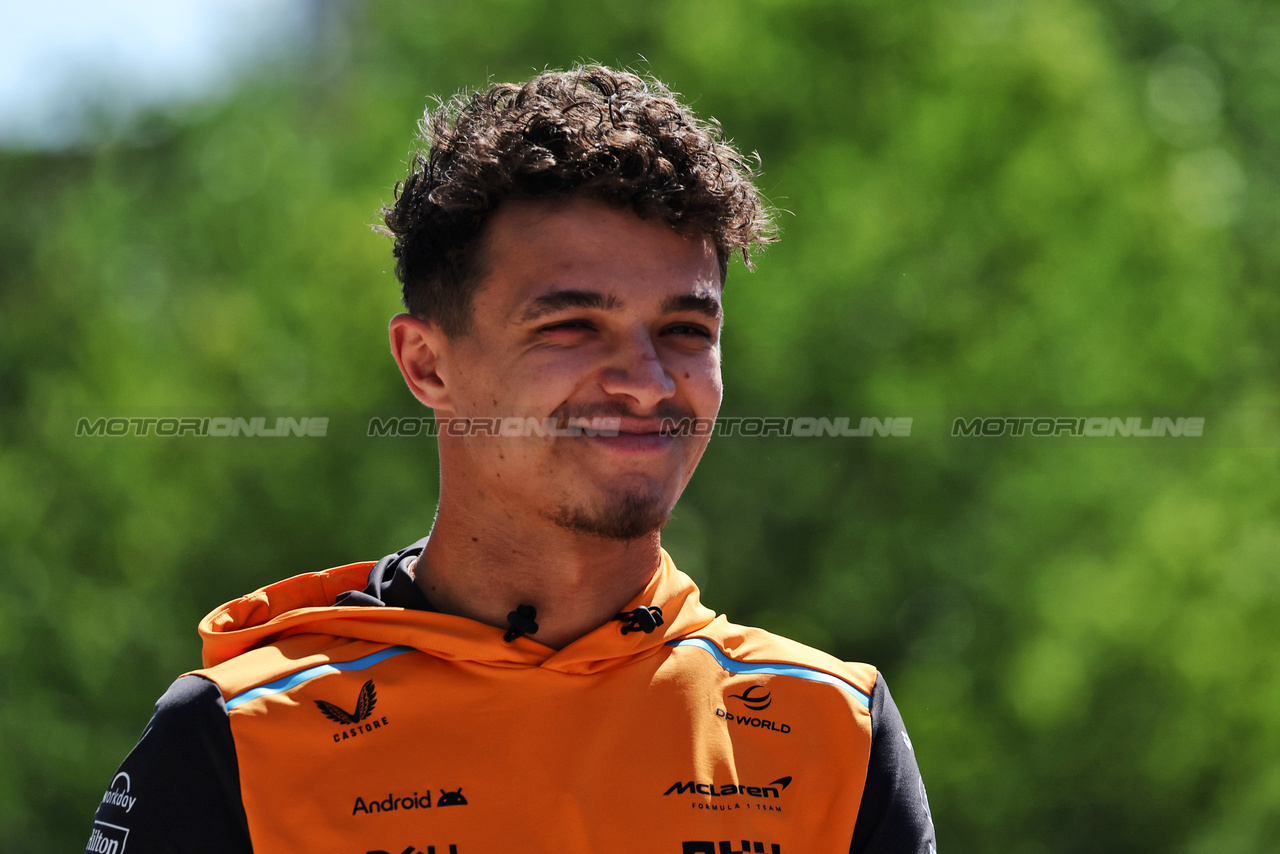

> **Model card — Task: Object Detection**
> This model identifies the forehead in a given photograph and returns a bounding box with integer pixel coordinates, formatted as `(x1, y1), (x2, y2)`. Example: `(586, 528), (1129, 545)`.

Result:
(474, 198), (722, 317)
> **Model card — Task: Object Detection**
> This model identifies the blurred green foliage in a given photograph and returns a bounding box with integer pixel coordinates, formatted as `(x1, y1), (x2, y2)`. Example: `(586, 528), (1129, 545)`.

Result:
(2, 1), (1278, 851)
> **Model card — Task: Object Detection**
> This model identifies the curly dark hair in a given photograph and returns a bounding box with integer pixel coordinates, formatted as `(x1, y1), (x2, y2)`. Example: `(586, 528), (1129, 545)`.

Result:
(380, 64), (776, 337)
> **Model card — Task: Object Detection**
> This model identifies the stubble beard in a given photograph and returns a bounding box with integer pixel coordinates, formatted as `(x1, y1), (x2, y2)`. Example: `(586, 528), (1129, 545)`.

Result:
(548, 487), (672, 541)
(541, 401), (693, 541)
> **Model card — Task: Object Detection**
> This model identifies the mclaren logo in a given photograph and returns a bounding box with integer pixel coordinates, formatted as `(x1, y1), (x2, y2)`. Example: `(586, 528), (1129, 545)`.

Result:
(664, 776), (791, 811)
(664, 776), (791, 798)
(317, 680), (390, 742)
(728, 685), (772, 711)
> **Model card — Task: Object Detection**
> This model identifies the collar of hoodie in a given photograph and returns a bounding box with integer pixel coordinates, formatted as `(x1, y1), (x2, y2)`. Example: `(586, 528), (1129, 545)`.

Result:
(198, 543), (720, 675)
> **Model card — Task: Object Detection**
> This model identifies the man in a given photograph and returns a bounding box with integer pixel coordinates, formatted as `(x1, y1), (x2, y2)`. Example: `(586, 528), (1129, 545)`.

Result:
(88, 65), (935, 853)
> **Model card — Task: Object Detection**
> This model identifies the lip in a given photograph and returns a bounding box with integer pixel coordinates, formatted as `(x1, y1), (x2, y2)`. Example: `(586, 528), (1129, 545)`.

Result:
(574, 416), (671, 434)
(586, 430), (676, 454)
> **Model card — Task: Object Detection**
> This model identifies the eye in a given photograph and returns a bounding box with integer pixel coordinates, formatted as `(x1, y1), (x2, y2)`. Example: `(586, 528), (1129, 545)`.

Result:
(538, 318), (595, 333)
(663, 323), (715, 340)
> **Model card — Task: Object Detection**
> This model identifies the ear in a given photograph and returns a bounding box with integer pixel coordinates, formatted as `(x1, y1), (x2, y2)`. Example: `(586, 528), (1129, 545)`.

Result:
(389, 314), (453, 411)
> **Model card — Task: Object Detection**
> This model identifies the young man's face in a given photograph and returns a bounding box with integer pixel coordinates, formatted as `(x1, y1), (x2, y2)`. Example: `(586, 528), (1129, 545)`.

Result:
(425, 197), (723, 540)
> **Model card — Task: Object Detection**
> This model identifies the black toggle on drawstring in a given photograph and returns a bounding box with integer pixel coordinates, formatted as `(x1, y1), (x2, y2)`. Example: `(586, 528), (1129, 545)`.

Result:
(614, 606), (664, 635)
(503, 604), (539, 642)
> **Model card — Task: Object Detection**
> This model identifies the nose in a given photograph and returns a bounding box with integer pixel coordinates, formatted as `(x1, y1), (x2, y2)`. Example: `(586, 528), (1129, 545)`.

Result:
(598, 330), (676, 411)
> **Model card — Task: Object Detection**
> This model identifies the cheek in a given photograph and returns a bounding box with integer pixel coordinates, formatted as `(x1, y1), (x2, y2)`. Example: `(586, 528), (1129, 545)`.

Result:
(686, 356), (723, 412)
(516, 350), (616, 406)
(457, 357), (586, 416)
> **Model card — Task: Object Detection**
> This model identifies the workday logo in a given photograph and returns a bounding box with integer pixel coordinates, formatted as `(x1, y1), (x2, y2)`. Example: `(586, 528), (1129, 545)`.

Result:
(728, 685), (772, 711)
(99, 772), (138, 813)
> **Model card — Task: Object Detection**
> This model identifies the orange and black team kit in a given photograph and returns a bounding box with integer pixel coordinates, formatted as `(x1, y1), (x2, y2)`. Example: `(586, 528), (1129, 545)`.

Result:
(88, 541), (937, 853)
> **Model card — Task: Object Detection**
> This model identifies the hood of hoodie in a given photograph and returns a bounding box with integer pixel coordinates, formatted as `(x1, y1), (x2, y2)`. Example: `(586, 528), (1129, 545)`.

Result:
(198, 546), (719, 676)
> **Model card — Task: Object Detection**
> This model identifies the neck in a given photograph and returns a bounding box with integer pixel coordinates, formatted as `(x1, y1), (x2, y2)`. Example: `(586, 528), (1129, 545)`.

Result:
(413, 501), (663, 650)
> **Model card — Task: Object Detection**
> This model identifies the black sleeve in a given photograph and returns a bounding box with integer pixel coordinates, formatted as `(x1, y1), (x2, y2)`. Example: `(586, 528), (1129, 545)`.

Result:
(849, 673), (937, 853)
(86, 675), (253, 854)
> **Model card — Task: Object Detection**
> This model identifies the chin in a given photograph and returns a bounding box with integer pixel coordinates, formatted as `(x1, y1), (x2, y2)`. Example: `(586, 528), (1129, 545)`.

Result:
(548, 488), (673, 542)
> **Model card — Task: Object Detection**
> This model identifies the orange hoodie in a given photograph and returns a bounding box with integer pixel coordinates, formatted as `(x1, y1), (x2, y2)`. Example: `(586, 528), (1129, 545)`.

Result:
(88, 546), (936, 854)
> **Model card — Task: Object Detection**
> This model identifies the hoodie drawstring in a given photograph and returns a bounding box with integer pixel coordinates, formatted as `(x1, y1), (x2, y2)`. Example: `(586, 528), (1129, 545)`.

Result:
(503, 604), (664, 641)
(503, 604), (539, 642)
(614, 606), (664, 635)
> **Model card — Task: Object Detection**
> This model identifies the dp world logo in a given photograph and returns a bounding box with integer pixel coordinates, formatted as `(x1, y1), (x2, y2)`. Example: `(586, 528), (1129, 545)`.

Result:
(728, 685), (772, 711)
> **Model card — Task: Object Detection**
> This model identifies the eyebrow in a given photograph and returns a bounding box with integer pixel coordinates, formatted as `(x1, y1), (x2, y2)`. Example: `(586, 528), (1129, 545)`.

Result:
(660, 292), (722, 321)
(519, 290), (619, 323)
(519, 289), (722, 323)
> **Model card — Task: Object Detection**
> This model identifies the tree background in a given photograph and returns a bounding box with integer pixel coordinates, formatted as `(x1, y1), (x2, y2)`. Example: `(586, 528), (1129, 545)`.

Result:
(2, 1), (1277, 851)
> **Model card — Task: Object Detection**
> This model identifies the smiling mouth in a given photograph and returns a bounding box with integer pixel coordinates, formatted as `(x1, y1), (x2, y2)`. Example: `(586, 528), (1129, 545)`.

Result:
(586, 429), (676, 453)
(550, 406), (704, 451)
(559, 409), (694, 433)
